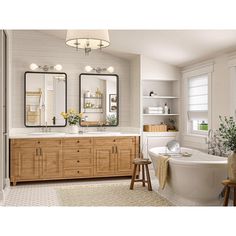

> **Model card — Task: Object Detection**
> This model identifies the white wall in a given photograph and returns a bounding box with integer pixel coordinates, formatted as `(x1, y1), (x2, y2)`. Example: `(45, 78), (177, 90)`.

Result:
(11, 30), (132, 129)
(130, 55), (141, 128)
(141, 55), (180, 81)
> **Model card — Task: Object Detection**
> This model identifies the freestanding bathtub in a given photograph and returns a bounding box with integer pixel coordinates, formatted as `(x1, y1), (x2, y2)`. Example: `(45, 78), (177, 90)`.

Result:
(149, 147), (227, 206)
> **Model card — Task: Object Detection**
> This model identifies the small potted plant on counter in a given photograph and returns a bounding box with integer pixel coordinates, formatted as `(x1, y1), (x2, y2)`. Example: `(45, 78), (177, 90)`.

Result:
(61, 109), (83, 134)
(219, 116), (236, 182)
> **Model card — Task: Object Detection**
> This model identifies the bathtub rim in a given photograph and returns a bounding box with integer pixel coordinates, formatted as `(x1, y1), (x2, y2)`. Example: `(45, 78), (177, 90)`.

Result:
(148, 147), (227, 166)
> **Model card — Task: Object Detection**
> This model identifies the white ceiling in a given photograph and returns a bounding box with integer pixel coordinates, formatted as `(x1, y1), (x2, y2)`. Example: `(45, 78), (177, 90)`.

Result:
(39, 30), (236, 67)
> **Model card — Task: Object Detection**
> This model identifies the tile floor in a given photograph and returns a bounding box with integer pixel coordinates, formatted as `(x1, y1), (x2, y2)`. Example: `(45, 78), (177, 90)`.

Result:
(3, 169), (159, 206)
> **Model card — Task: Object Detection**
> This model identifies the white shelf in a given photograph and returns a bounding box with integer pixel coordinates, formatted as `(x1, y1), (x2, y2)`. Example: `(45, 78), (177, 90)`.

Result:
(143, 113), (179, 116)
(142, 79), (178, 82)
(143, 95), (179, 99)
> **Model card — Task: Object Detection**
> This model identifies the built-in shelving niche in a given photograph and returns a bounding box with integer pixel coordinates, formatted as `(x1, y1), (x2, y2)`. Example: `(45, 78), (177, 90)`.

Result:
(141, 79), (180, 132)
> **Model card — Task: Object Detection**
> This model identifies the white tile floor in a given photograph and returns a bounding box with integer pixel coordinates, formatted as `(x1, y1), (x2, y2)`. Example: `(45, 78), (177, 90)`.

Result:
(3, 170), (159, 206)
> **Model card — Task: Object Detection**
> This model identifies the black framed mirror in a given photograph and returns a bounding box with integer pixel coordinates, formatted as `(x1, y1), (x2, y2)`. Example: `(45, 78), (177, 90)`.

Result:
(79, 73), (119, 127)
(24, 71), (67, 127)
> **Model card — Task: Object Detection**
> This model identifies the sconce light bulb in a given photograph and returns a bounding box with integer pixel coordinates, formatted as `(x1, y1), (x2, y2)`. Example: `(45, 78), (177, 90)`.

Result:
(29, 63), (38, 70)
(85, 65), (93, 72)
(107, 66), (114, 73)
(54, 64), (63, 71)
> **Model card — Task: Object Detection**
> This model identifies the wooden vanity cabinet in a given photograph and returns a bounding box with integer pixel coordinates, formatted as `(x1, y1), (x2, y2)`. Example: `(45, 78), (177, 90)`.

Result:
(10, 136), (139, 185)
(10, 139), (63, 185)
(11, 147), (40, 183)
(62, 138), (94, 178)
(94, 137), (138, 177)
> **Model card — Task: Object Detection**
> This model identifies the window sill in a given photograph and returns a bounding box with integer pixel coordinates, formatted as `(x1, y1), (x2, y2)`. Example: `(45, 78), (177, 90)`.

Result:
(184, 133), (207, 138)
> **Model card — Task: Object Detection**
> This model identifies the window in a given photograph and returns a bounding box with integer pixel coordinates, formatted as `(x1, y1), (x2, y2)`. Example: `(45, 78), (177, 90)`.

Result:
(188, 74), (208, 135)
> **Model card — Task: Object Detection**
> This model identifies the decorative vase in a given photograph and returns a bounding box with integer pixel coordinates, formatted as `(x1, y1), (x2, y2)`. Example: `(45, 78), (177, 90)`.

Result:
(68, 125), (79, 134)
(228, 152), (236, 182)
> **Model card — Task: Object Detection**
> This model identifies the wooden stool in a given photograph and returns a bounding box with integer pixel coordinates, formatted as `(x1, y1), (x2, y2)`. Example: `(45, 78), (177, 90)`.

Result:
(130, 158), (152, 191)
(222, 180), (236, 206)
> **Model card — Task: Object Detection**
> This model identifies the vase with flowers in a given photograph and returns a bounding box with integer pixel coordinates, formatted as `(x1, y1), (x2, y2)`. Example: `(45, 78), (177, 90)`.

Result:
(219, 116), (236, 182)
(61, 109), (83, 134)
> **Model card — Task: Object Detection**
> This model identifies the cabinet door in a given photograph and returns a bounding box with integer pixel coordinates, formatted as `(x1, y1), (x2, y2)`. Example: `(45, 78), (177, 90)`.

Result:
(116, 145), (135, 174)
(11, 147), (39, 181)
(94, 146), (115, 176)
(40, 147), (62, 179)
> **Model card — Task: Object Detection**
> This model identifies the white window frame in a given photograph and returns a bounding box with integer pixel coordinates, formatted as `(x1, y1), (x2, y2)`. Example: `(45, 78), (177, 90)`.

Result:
(182, 62), (213, 138)
(187, 73), (209, 136)
(190, 119), (208, 136)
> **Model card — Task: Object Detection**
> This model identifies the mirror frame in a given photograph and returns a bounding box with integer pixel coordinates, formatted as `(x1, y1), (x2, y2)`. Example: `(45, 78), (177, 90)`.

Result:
(79, 73), (119, 127)
(24, 71), (67, 127)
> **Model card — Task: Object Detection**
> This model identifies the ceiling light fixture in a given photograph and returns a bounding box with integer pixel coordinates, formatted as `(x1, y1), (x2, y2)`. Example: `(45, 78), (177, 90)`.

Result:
(29, 63), (63, 71)
(85, 66), (114, 74)
(66, 30), (110, 55)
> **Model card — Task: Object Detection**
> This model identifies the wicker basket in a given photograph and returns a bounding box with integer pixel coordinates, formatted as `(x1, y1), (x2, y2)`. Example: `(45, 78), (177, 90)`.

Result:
(143, 124), (167, 132)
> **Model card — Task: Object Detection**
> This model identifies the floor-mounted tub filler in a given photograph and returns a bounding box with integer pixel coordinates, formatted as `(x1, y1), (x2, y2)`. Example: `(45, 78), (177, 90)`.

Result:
(149, 147), (227, 206)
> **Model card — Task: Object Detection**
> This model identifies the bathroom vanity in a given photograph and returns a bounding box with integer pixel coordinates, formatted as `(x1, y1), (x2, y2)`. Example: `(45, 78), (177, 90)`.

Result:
(10, 134), (140, 185)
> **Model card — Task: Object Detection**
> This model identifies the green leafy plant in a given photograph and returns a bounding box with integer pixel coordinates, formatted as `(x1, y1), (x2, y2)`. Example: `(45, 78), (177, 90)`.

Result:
(106, 114), (117, 125)
(218, 116), (236, 152)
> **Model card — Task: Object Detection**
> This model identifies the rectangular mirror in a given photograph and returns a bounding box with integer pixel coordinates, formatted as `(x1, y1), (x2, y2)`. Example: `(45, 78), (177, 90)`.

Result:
(24, 72), (67, 127)
(79, 73), (119, 127)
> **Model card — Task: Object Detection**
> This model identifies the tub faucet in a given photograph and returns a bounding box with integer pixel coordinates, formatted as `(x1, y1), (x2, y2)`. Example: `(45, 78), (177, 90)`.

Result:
(207, 129), (213, 144)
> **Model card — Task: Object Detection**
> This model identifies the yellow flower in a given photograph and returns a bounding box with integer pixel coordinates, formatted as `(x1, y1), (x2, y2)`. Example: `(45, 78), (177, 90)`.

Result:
(78, 112), (83, 118)
(61, 112), (69, 119)
(68, 108), (75, 114)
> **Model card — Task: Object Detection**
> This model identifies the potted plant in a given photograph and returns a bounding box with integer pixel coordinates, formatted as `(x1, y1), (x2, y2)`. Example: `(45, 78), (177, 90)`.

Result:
(218, 116), (236, 182)
(61, 109), (83, 134)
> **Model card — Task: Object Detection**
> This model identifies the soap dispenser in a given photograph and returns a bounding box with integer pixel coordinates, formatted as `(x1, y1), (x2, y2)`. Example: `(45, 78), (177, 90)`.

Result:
(164, 103), (168, 114)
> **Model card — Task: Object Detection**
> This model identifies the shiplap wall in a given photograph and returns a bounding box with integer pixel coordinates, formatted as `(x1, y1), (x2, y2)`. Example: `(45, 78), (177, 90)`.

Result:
(11, 30), (132, 128)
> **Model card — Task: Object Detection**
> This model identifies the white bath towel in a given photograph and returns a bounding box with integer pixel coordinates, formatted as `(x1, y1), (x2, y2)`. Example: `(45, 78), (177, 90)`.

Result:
(156, 155), (170, 190)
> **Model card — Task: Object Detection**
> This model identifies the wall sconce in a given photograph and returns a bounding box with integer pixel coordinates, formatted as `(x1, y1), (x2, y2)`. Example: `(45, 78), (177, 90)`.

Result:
(84, 65), (114, 73)
(29, 63), (63, 71)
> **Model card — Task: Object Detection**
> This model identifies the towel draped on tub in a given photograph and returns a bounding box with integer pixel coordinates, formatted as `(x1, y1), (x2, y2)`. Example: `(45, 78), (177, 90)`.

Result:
(155, 155), (170, 190)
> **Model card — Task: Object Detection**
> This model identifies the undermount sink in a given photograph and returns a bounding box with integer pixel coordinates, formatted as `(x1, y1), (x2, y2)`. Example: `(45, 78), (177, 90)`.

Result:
(85, 131), (122, 135)
(28, 132), (66, 136)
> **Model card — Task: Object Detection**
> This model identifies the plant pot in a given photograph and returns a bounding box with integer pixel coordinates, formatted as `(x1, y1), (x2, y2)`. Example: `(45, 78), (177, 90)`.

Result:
(68, 125), (79, 134)
(228, 152), (236, 182)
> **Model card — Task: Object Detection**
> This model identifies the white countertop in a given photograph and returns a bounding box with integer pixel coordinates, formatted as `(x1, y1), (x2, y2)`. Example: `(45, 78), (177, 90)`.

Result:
(9, 129), (141, 139)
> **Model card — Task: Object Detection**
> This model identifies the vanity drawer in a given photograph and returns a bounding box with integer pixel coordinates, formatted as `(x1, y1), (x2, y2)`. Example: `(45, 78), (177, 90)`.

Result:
(94, 137), (135, 146)
(63, 157), (93, 168)
(11, 139), (62, 148)
(11, 139), (37, 148)
(35, 139), (62, 147)
(63, 147), (93, 156)
(63, 167), (93, 178)
(94, 137), (116, 146)
(62, 138), (93, 147)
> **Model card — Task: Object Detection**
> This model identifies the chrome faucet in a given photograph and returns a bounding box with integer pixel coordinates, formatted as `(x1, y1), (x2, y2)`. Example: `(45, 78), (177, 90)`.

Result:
(42, 122), (50, 132)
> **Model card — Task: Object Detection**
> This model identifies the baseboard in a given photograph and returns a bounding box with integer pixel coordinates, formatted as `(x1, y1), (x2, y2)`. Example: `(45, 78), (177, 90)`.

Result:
(0, 178), (11, 206)
(0, 189), (3, 206)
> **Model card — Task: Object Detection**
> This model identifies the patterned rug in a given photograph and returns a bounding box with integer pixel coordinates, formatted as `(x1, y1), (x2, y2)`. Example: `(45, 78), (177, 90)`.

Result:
(56, 183), (173, 206)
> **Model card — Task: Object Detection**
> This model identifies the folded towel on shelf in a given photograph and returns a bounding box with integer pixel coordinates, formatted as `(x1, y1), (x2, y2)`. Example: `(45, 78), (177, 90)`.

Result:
(145, 107), (164, 114)
(155, 155), (170, 190)
(147, 106), (163, 110)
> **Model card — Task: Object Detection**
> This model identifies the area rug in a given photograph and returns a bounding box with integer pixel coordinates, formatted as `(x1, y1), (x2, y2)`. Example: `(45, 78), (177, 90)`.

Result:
(56, 183), (173, 206)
